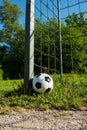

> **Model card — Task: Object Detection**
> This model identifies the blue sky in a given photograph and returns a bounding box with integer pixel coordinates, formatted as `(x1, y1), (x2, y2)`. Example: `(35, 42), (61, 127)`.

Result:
(0, 0), (87, 29)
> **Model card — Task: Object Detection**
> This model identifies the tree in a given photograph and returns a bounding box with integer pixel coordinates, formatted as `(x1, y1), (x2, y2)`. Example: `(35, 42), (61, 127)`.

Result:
(34, 18), (59, 74)
(63, 13), (87, 73)
(0, 0), (23, 43)
(0, 0), (25, 79)
(34, 14), (87, 74)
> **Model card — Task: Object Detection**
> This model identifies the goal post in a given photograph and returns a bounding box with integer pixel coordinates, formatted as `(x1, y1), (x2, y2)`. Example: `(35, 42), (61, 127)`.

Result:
(24, 0), (34, 90)
(57, 0), (63, 77)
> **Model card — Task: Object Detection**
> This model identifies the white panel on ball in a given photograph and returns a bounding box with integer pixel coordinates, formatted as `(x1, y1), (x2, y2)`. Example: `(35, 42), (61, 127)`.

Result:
(33, 73), (53, 93)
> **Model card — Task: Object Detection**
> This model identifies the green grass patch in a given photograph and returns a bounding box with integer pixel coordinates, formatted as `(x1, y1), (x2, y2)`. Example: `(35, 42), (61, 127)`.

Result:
(0, 79), (23, 96)
(0, 74), (87, 113)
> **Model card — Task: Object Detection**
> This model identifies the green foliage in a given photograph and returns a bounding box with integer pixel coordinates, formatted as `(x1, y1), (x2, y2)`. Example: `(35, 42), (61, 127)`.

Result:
(62, 13), (87, 73)
(0, 0), (23, 43)
(65, 13), (87, 27)
(1, 29), (25, 79)
(0, 0), (25, 79)
(0, 65), (3, 80)
(0, 74), (87, 113)
(34, 13), (87, 74)
(34, 18), (59, 73)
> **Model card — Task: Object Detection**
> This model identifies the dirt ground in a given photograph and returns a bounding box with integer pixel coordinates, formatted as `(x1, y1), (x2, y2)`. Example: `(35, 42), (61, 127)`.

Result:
(0, 109), (87, 130)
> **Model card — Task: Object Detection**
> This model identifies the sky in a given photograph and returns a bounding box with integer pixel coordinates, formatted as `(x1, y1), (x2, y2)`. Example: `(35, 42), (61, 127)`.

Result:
(0, 0), (87, 29)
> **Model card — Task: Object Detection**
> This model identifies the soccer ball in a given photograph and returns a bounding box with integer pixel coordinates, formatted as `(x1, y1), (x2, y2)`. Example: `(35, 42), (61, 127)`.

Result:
(32, 73), (53, 93)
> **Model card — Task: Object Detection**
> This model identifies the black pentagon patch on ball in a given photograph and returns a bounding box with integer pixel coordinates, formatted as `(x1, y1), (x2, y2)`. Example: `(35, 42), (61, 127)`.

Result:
(45, 76), (51, 82)
(36, 73), (41, 78)
(45, 88), (51, 93)
(35, 82), (41, 89)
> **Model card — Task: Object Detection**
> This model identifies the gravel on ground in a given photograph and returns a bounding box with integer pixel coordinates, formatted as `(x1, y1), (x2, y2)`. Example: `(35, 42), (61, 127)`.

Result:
(0, 109), (87, 130)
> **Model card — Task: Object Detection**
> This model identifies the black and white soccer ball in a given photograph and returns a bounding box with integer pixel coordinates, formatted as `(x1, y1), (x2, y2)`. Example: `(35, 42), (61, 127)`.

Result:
(32, 73), (53, 93)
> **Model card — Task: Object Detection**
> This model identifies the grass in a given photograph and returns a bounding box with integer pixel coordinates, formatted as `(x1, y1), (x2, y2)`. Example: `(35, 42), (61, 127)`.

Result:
(0, 74), (87, 114)
(0, 79), (23, 96)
